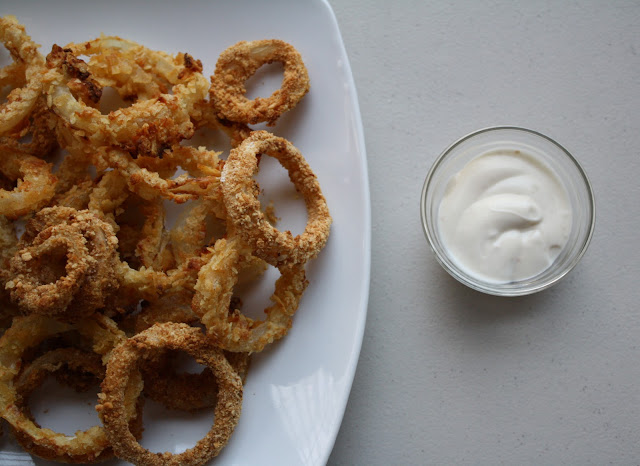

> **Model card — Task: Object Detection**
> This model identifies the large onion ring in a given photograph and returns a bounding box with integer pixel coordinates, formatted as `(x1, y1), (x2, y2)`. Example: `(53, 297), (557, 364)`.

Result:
(97, 323), (243, 466)
(221, 130), (331, 267)
(0, 314), (136, 462)
(0, 16), (45, 135)
(210, 39), (309, 126)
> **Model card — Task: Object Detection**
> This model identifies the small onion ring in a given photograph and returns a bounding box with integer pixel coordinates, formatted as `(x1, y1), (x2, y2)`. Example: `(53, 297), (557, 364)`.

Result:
(97, 322), (243, 466)
(210, 39), (309, 125)
(7, 228), (93, 316)
(221, 130), (331, 267)
(0, 314), (136, 462)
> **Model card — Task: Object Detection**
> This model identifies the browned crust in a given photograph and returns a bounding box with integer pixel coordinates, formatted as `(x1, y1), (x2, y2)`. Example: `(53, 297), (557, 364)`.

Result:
(210, 39), (310, 125)
(221, 130), (332, 267)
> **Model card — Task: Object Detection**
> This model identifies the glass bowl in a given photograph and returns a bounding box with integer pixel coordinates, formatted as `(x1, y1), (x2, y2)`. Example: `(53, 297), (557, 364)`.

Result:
(420, 126), (595, 296)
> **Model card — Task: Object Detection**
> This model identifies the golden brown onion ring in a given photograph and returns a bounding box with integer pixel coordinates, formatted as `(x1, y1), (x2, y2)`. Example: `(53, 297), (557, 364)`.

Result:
(6, 227), (93, 317)
(192, 236), (308, 352)
(210, 39), (309, 126)
(8, 207), (120, 319)
(191, 100), (252, 149)
(221, 130), (331, 267)
(0, 16), (45, 136)
(97, 323), (243, 466)
(0, 314), (136, 462)
(12, 347), (141, 463)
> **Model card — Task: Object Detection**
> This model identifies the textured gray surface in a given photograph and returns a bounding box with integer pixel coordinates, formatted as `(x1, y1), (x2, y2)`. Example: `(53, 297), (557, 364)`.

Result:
(328, 1), (640, 464)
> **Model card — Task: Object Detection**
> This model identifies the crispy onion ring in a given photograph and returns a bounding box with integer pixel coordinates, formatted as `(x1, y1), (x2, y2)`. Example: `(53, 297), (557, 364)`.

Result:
(7, 227), (93, 317)
(192, 236), (308, 352)
(0, 16), (45, 135)
(0, 145), (57, 219)
(97, 323), (243, 466)
(221, 130), (331, 267)
(0, 314), (136, 462)
(43, 43), (208, 157)
(7, 207), (120, 319)
(11, 347), (143, 463)
(210, 39), (309, 126)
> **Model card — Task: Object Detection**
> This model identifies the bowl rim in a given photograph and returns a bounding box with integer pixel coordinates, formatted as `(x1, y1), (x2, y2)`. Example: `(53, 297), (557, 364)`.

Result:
(420, 125), (596, 296)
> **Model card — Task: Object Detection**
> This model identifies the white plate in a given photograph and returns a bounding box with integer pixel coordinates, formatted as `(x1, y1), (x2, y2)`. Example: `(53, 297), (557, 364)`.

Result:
(0, 1), (370, 465)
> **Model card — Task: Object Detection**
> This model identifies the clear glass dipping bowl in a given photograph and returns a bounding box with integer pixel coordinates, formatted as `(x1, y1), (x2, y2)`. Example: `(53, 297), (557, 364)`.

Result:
(420, 126), (595, 296)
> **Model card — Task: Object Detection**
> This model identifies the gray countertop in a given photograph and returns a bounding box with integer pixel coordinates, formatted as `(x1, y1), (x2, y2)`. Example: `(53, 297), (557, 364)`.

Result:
(328, 1), (640, 464)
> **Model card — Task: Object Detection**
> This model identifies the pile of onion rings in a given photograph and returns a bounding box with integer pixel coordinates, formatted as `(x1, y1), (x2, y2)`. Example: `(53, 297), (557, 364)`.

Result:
(0, 16), (331, 465)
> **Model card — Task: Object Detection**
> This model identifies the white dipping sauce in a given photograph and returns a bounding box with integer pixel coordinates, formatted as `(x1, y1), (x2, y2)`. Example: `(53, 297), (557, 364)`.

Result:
(438, 149), (572, 284)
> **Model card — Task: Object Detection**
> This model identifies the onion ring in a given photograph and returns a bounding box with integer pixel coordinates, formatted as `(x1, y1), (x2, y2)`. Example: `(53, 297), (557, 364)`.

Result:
(221, 130), (331, 267)
(0, 214), (18, 266)
(0, 16), (45, 136)
(11, 347), (143, 463)
(97, 322), (243, 466)
(7, 207), (120, 319)
(192, 236), (308, 352)
(6, 227), (93, 317)
(0, 314), (137, 463)
(210, 39), (309, 126)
